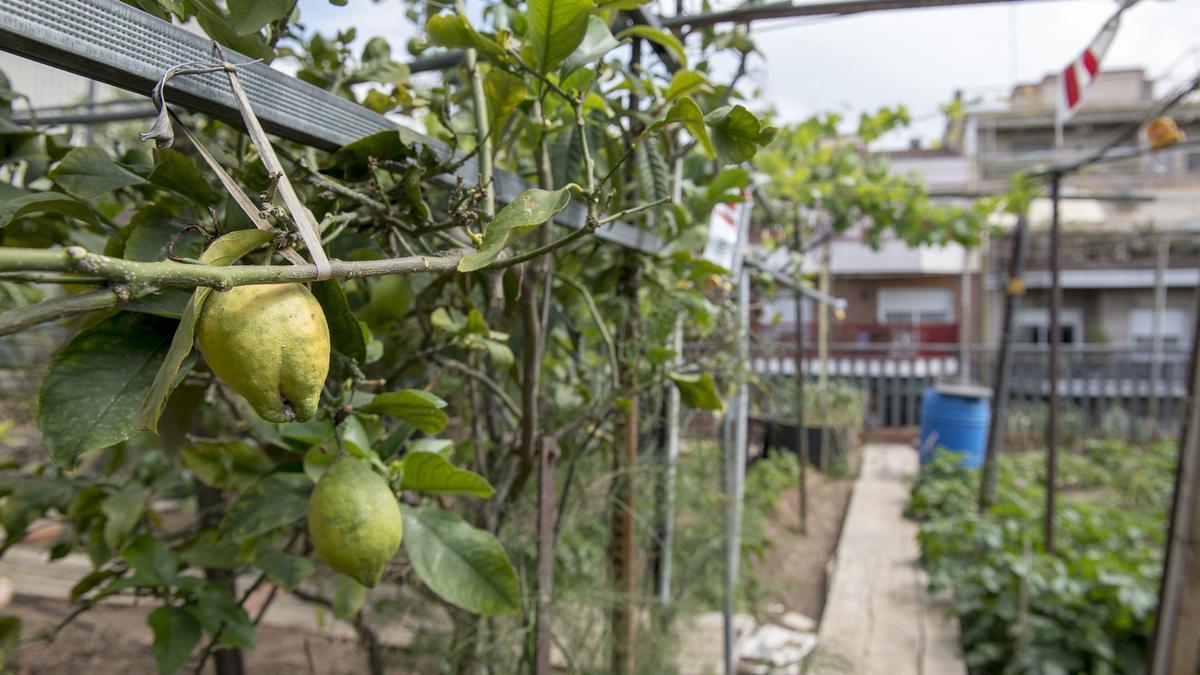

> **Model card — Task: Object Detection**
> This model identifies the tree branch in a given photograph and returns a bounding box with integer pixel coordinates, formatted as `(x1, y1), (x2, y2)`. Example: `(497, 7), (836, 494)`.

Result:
(0, 246), (468, 289)
(0, 287), (140, 336)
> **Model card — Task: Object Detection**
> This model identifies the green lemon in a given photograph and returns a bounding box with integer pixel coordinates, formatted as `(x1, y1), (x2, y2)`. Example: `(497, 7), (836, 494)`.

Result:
(308, 456), (404, 587)
(360, 274), (414, 327)
(197, 283), (330, 423)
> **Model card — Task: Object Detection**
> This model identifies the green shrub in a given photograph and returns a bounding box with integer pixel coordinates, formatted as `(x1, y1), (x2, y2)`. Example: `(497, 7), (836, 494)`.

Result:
(909, 442), (1175, 674)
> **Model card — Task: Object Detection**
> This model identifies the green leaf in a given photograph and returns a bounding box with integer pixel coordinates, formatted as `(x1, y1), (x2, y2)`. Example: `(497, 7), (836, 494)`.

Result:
(227, 0), (293, 34)
(667, 371), (724, 411)
(136, 229), (276, 433)
(123, 535), (178, 587)
(122, 205), (201, 262)
(400, 452), (494, 498)
(100, 484), (149, 551)
(664, 97), (714, 157)
(665, 70), (709, 101)
(303, 444), (337, 483)
(704, 105), (773, 165)
(148, 606), (201, 675)
(255, 547), (316, 591)
(181, 441), (274, 491)
(402, 506), (521, 616)
(147, 149), (219, 204)
(188, 585), (255, 648)
(563, 14), (619, 73)
(338, 414), (374, 458)
(38, 312), (176, 467)
(0, 616), (17, 665)
(0, 190), (99, 227)
(484, 68), (527, 128)
(218, 472), (312, 541)
(616, 25), (687, 68)
(198, 229), (276, 266)
(359, 390), (448, 434)
(312, 280), (367, 364)
(425, 13), (503, 58)
(527, 0), (595, 73)
(458, 187), (572, 272)
(49, 146), (145, 200)
(407, 438), (454, 457)
(334, 574), (367, 620)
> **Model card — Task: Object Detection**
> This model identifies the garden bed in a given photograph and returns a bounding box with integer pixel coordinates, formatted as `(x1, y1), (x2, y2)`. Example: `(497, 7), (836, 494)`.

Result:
(907, 440), (1175, 673)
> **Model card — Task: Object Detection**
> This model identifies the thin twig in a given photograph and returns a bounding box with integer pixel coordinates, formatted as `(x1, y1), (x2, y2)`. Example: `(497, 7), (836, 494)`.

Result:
(435, 356), (521, 420)
(554, 273), (619, 389)
(0, 287), (141, 337)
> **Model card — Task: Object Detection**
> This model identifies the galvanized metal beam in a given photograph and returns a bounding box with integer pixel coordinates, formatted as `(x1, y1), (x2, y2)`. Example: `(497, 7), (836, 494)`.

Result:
(0, 0), (662, 254)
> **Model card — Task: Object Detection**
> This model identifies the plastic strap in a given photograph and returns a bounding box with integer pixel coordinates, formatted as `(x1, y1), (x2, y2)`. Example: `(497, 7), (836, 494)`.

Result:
(172, 114), (307, 266)
(221, 59), (332, 280)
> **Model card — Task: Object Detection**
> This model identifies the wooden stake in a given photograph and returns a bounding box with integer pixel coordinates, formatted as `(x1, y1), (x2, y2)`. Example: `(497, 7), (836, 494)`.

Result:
(1147, 280), (1200, 673)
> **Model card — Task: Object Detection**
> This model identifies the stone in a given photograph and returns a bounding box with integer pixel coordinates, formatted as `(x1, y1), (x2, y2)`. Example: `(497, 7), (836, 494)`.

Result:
(778, 611), (817, 633)
(740, 624), (818, 674)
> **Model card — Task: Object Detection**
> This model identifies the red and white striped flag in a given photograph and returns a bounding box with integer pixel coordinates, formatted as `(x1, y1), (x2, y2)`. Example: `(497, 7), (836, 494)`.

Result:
(1058, 1), (1139, 122)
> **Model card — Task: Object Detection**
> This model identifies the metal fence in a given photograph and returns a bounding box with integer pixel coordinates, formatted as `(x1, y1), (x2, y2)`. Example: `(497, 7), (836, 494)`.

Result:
(745, 342), (1191, 434)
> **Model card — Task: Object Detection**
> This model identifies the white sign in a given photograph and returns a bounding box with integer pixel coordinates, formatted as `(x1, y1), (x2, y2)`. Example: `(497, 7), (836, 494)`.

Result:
(702, 194), (750, 273)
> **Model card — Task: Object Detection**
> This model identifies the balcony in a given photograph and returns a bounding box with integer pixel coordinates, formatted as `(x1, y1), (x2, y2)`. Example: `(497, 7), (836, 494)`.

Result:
(990, 230), (1200, 278)
(758, 322), (960, 357)
(977, 146), (1200, 186)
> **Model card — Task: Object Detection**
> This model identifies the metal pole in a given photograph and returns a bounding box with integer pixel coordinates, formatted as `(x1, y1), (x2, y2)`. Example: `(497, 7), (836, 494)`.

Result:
(960, 245), (973, 384)
(793, 212), (809, 534)
(723, 266), (751, 675)
(1045, 173), (1061, 555)
(610, 38), (643, 675)
(534, 437), (558, 675)
(979, 213), (1031, 511)
(1150, 233), (1169, 428)
(1147, 283), (1200, 674)
(657, 314), (683, 609)
(818, 236), (832, 471)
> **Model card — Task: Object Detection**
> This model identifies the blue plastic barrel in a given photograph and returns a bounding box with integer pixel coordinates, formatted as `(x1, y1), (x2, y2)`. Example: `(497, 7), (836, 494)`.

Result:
(918, 384), (992, 468)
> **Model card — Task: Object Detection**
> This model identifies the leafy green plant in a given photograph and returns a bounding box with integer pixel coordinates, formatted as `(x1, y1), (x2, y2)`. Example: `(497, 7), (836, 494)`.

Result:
(910, 442), (1174, 674)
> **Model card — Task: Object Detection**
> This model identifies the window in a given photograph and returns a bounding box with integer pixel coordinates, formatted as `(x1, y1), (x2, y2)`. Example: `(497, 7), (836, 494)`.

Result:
(1187, 152), (1200, 172)
(1016, 308), (1082, 345)
(877, 288), (954, 325)
(1130, 308), (1188, 347)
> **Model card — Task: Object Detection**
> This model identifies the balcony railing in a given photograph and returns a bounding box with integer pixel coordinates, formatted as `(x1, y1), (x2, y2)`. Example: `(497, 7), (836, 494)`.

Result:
(978, 146), (1197, 183)
(990, 230), (1200, 272)
(756, 322), (960, 356)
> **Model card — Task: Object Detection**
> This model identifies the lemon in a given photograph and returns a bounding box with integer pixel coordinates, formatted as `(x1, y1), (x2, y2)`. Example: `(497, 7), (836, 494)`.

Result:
(197, 283), (330, 423)
(308, 457), (403, 587)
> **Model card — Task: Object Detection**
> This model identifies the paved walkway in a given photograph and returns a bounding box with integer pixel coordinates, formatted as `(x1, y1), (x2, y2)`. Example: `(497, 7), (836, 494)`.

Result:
(811, 444), (966, 675)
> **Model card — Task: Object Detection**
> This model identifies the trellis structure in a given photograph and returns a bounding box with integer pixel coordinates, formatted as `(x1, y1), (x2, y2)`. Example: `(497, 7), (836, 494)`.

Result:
(0, 2), (844, 674)
(8, 0), (1198, 673)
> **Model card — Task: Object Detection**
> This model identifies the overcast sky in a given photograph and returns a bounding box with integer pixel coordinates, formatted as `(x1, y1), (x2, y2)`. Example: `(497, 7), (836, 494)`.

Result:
(295, 0), (1200, 148)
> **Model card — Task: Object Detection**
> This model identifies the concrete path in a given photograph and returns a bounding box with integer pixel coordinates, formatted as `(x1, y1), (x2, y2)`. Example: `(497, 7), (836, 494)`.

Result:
(810, 444), (967, 675)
